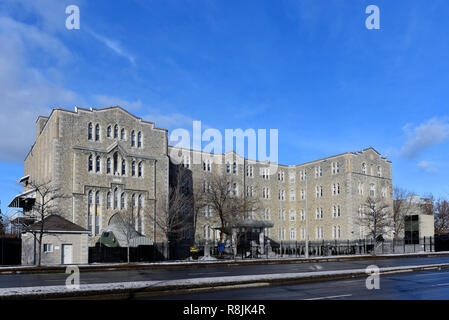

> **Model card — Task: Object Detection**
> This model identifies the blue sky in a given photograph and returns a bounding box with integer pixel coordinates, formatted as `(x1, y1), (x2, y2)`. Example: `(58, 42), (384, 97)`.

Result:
(1, 0), (449, 215)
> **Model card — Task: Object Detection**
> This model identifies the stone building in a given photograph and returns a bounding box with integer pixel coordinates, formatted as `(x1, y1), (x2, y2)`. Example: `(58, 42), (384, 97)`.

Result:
(11, 106), (395, 253)
(169, 145), (394, 243)
(12, 106), (169, 248)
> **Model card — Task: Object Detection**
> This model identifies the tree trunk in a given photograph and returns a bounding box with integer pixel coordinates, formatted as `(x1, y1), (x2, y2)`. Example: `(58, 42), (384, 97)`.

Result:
(127, 246), (130, 263)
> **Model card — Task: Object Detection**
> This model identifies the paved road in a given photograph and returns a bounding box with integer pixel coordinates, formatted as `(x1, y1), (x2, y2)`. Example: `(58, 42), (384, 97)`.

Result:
(1, 256), (449, 289)
(150, 268), (449, 300)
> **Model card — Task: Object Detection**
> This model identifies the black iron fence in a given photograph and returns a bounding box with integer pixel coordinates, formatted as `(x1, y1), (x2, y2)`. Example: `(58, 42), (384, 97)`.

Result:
(88, 244), (165, 263)
(0, 237), (21, 265)
(188, 237), (436, 260)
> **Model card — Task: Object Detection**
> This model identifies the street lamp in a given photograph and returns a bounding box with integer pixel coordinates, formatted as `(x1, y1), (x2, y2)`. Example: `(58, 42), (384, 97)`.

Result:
(305, 170), (309, 259)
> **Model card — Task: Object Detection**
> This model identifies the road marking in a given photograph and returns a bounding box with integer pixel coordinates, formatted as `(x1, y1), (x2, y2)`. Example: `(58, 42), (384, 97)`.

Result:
(431, 283), (449, 287)
(305, 294), (352, 300)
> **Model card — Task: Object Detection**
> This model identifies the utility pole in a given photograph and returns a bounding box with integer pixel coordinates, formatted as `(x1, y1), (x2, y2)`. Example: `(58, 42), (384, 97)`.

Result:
(279, 169), (283, 257)
(305, 170), (309, 259)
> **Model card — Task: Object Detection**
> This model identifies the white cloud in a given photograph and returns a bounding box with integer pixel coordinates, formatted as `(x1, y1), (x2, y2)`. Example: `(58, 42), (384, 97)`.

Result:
(400, 118), (449, 159)
(0, 16), (84, 162)
(417, 160), (438, 174)
(418, 161), (429, 168)
(143, 111), (195, 130)
(88, 31), (136, 65)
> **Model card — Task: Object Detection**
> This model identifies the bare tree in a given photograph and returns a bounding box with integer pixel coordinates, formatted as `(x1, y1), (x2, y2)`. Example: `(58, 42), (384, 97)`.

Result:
(110, 199), (141, 263)
(356, 196), (392, 255)
(393, 187), (413, 238)
(17, 180), (68, 266)
(152, 166), (194, 259)
(198, 172), (260, 247)
(434, 198), (449, 235)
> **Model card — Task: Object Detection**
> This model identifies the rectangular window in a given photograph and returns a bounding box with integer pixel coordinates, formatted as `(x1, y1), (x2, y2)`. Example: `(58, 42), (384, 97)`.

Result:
(43, 244), (53, 253)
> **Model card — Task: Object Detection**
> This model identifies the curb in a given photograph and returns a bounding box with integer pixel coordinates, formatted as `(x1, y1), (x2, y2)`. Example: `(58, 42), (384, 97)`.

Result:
(1, 252), (449, 275)
(2, 262), (449, 300)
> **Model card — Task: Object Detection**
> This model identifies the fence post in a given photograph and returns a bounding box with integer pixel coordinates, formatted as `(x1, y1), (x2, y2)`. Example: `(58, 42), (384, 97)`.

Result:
(424, 237), (426, 252)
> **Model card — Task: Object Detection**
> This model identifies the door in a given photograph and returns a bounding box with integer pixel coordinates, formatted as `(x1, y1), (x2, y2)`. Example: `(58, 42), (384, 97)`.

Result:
(62, 244), (73, 264)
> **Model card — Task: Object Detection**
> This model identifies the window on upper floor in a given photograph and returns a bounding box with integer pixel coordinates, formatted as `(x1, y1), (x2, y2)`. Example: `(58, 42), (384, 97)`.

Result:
(289, 173), (295, 183)
(289, 210), (296, 221)
(290, 189), (295, 201)
(114, 124), (118, 139)
(107, 192), (112, 209)
(121, 128), (125, 140)
(95, 124), (100, 141)
(107, 158), (111, 174)
(226, 162), (230, 173)
(107, 125), (111, 138)
(88, 123), (93, 140)
(121, 159), (126, 176)
(113, 188), (118, 209)
(232, 162), (237, 174)
(96, 156), (101, 173)
(132, 161), (136, 176)
(370, 184), (375, 197)
(88, 155), (93, 172)
(377, 166), (382, 177)
(131, 130), (135, 147)
(137, 162), (143, 178)
(120, 193), (126, 209)
(362, 163), (366, 174)
(137, 132), (142, 148)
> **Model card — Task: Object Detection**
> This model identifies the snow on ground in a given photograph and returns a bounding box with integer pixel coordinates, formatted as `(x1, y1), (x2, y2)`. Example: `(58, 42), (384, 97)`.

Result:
(0, 251), (447, 270)
(1, 263), (448, 297)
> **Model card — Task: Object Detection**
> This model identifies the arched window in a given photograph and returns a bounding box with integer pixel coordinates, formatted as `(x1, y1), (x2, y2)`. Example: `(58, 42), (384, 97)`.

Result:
(138, 162), (142, 177)
(88, 190), (93, 206)
(362, 163), (366, 174)
(88, 155), (93, 172)
(132, 194), (136, 209)
(137, 132), (142, 148)
(233, 162), (237, 174)
(113, 188), (118, 209)
(131, 130), (135, 147)
(138, 194), (142, 210)
(121, 128), (125, 140)
(107, 125), (111, 138)
(96, 156), (101, 172)
(114, 124), (118, 138)
(88, 190), (93, 232)
(132, 161), (136, 176)
(113, 152), (118, 174)
(95, 191), (100, 206)
(88, 123), (93, 140)
(121, 159), (126, 175)
(107, 158), (111, 174)
(95, 124), (100, 141)
(107, 192), (111, 209)
(137, 214), (142, 233)
(121, 193), (126, 209)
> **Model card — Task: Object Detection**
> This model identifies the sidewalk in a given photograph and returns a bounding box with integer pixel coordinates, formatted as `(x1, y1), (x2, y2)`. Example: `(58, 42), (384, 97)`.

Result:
(1, 251), (449, 275)
(2, 262), (449, 300)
